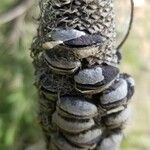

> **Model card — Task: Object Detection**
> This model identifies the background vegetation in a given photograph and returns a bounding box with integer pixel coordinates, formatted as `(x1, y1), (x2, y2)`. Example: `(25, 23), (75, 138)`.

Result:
(0, 0), (150, 150)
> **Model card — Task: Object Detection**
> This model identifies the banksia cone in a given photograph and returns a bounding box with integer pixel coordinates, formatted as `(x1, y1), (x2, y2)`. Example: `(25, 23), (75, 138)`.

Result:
(31, 0), (135, 149)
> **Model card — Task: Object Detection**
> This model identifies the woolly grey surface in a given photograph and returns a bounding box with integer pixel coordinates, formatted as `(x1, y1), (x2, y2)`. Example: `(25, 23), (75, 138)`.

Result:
(57, 96), (98, 117)
(74, 67), (104, 85)
(100, 79), (128, 104)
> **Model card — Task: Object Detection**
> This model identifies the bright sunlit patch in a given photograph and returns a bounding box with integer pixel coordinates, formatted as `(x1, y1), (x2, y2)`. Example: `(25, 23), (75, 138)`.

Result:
(134, 0), (145, 7)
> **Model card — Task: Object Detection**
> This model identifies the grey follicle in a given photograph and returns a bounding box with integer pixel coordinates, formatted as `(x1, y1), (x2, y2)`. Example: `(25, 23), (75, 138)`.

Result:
(64, 128), (102, 146)
(97, 132), (123, 150)
(100, 78), (128, 105)
(43, 51), (81, 74)
(51, 29), (86, 42)
(103, 107), (131, 129)
(74, 67), (104, 85)
(74, 64), (119, 94)
(51, 133), (87, 150)
(43, 29), (104, 49)
(52, 112), (95, 133)
(43, 29), (87, 49)
(57, 96), (98, 118)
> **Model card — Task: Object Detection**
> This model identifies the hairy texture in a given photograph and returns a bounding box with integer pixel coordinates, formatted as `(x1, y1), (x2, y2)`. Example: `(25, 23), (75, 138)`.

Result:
(31, 0), (135, 150)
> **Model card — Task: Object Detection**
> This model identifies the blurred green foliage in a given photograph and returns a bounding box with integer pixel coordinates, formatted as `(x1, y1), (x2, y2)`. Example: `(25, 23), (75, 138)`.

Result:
(0, 0), (150, 150)
(0, 0), (14, 12)
(0, 1), (40, 150)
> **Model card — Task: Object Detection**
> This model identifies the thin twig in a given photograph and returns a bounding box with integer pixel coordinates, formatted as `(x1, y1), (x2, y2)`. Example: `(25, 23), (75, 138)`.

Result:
(0, 0), (34, 25)
(8, 14), (26, 45)
(117, 0), (134, 49)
